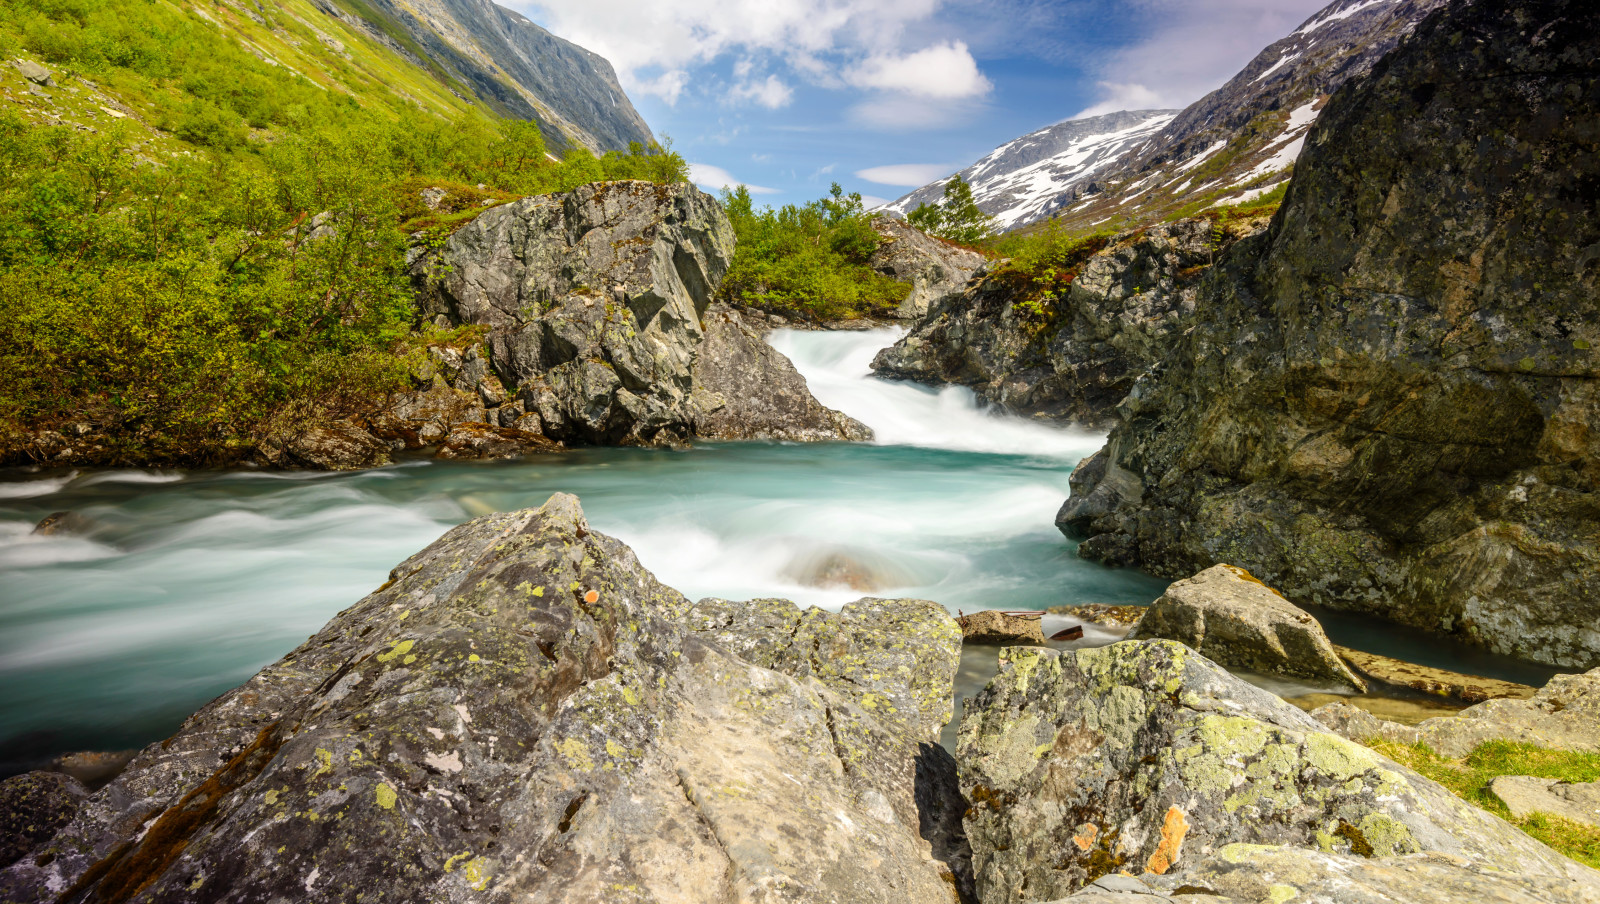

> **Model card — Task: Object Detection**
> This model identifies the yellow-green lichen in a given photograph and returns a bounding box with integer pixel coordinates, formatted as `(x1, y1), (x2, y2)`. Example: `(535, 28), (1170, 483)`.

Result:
(377, 639), (416, 663)
(375, 782), (398, 810)
(557, 737), (594, 771)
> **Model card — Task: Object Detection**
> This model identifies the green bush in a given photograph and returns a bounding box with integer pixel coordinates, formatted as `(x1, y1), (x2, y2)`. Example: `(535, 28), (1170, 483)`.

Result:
(907, 174), (994, 245)
(717, 183), (910, 322)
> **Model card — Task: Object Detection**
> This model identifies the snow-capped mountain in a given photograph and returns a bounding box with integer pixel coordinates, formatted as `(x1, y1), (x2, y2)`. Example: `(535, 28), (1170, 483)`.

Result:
(887, 0), (1447, 233)
(879, 110), (1178, 231)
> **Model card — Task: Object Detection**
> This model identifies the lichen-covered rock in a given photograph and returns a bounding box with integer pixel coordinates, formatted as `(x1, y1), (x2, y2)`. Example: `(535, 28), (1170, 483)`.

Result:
(1126, 565), (1365, 691)
(0, 771), (87, 869)
(872, 217), (1266, 426)
(866, 216), (985, 320)
(2, 494), (963, 903)
(412, 180), (865, 447)
(1060, 0), (1600, 667)
(957, 640), (1596, 904)
(956, 610), (1047, 646)
(1314, 665), (1600, 757)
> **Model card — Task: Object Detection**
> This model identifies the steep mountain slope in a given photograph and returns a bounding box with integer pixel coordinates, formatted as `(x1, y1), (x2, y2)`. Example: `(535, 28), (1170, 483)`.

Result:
(888, 0), (1444, 233)
(880, 110), (1177, 230)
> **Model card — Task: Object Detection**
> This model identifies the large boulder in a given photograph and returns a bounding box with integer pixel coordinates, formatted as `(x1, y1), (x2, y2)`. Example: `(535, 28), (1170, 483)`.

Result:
(957, 640), (1598, 904)
(1314, 665), (1600, 757)
(412, 181), (866, 446)
(867, 216), (986, 320)
(1, 495), (964, 903)
(1126, 565), (1365, 691)
(872, 217), (1266, 427)
(1060, 0), (1600, 667)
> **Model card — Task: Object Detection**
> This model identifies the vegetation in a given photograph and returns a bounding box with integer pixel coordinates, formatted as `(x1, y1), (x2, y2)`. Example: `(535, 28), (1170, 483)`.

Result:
(1373, 739), (1600, 868)
(717, 183), (910, 322)
(907, 175), (995, 244)
(0, 0), (686, 464)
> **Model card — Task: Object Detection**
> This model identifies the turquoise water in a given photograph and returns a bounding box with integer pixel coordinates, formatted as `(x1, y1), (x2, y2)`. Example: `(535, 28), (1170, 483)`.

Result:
(0, 329), (1171, 772)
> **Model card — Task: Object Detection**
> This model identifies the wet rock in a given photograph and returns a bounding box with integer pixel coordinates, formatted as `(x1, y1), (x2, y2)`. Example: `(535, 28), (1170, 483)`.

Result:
(867, 216), (986, 320)
(777, 546), (910, 592)
(1045, 603), (1145, 629)
(1061, 0), (1600, 668)
(1126, 565), (1365, 691)
(958, 639), (1598, 904)
(30, 511), (93, 536)
(0, 771), (86, 869)
(432, 423), (561, 460)
(277, 421), (392, 470)
(1313, 666), (1600, 757)
(1334, 646), (1534, 705)
(414, 181), (863, 446)
(688, 304), (872, 441)
(1489, 776), (1600, 827)
(2, 494), (965, 902)
(956, 610), (1046, 646)
(45, 750), (136, 790)
(872, 217), (1266, 426)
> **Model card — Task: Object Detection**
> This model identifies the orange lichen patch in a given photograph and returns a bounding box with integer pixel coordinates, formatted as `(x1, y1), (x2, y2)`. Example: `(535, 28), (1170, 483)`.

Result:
(1074, 823), (1100, 852)
(583, 590), (599, 604)
(1144, 806), (1189, 875)
(1222, 564), (1287, 600)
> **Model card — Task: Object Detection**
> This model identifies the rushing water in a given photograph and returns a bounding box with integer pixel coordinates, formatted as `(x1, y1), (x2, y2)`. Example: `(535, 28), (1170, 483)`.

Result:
(0, 328), (1173, 771)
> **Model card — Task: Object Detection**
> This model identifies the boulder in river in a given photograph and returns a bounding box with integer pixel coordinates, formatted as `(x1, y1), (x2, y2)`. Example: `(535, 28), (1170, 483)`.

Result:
(1333, 645), (1534, 705)
(0, 493), (966, 903)
(958, 639), (1600, 904)
(1126, 564), (1365, 691)
(957, 610), (1047, 646)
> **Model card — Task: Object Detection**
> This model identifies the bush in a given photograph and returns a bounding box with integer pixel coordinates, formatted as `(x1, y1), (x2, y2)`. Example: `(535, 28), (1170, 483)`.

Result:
(907, 174), (994, 244)
(717, 183), (910, 321)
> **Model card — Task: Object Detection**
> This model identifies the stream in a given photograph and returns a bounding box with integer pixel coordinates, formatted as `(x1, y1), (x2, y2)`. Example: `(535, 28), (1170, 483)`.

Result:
(0, 328), (1561, 774)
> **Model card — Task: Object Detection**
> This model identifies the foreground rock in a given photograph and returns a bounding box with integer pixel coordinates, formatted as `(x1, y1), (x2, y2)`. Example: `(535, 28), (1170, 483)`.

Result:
(0, 772), (86, 869)
(867, 216), (986, 320)
(1127, 564), (1364, 691)
(1044, 603), (1144, 630)
(957, 610), (1047, 646)
(1, 494), (963, 903)
(1490, 776), (1600, 828)
(412, 180), (867, 447)
(1314, 665), (1600, 757)
(872, 216), (1267, 426)
(1059, 0), (1600, 667)
(959, 640), (1600, 904)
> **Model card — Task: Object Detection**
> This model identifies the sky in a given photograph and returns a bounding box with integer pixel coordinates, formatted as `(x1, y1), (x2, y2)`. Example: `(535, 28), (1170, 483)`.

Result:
(513, 0), (1332, 209)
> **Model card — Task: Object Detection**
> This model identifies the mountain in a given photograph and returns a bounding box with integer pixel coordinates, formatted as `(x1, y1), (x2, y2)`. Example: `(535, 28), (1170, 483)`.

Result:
(878, 110), (1178, 231)
(887, 0), (1445, 233)
(310, 0), (653, 152)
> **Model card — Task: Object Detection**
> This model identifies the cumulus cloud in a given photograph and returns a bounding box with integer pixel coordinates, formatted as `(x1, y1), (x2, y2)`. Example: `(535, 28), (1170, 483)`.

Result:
(858, 194), (893, 211)
(729, 74), (794, 109)
(689, 163), (780, 195)
(1072, 82), (1167, 119)
(854, 163), (954, 187)
(848, 41), (991, 99)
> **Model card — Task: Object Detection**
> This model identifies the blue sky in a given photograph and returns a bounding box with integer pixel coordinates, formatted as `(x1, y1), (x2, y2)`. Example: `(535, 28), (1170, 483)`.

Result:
(515, 0), (1330, 208)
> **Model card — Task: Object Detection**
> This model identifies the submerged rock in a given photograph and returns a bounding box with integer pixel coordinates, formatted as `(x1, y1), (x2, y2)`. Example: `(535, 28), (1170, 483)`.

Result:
(956, 610), (1047, 646)
(1060, 0), (1600, 667)
(2, 494), (964, 903)
(30, 511), (94, 537)
(1127, 564), (1365, 691)
(0, 771), (86, 869)
(958, 639), (1599, 904)
(1313, 665), (1600, 757)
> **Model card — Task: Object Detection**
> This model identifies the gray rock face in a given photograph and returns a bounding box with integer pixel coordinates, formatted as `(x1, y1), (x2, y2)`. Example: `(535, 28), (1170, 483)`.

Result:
(1126, 564), (1365, 691)
(1062, 0), (1600, 667)
(873, 217), (1265, 427)
(414, 181), (866, 446)
(866, 217), (985, 320)
(1313, 666), (1600, 757)
(0, 771), (87, 869)
(1490, 776), (1600, 827)
(2, 494), (963, 903)
(958, 640), (1600, 904)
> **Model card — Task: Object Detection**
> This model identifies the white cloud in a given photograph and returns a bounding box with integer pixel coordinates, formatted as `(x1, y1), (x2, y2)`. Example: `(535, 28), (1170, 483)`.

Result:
(858, 194), (893, 210)
(847, 94), (984, 131)
(729, 74), (794, 109)
(854, 163), (954, 187)
(689, 162), (780, 195)
(1073, 81), (1167, 119)
(849, 41), (991, 99)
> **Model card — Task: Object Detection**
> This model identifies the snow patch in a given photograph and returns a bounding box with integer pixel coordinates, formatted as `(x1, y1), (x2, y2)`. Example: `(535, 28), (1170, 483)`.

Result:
(1295, 0), (1394, 36)
(1253, 52), (1301, 83)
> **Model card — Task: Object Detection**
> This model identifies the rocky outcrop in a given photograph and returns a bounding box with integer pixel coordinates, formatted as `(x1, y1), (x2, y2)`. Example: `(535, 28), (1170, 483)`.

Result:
(866, 217), (986, 320)
(1314, 666), (1600, 757)
(413, 180), (868, 447)
(1127, 565), (1364, 691)
(1490, 776), (1600, 828)
(958, 640), (1600, 904)
(956, 610), (1047, 646)
(872, 217), (1265, 427)
(0, 771), (86, 869)
(1, 494), (964, 903)
(1061, 0), (1600, 667)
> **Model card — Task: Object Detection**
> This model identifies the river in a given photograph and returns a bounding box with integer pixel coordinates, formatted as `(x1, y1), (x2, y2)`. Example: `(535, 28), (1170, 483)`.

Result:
(0, 328), (1559, 773)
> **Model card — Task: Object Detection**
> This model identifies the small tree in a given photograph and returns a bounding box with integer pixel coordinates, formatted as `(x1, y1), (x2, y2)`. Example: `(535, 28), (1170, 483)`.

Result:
(906, 174), (993, 244)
